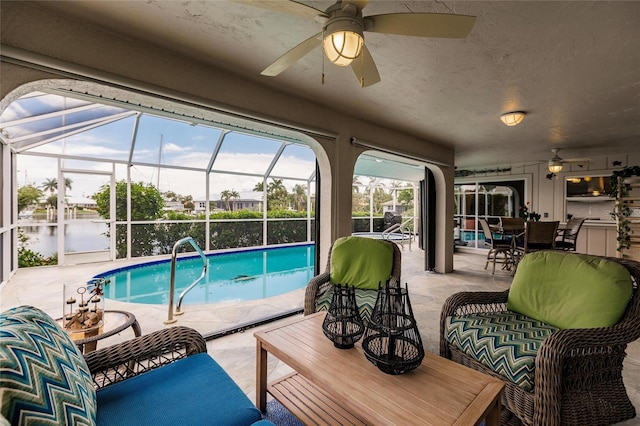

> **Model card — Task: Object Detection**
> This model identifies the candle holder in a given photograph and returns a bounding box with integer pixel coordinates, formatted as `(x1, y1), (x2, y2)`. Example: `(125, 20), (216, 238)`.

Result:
(63, 278), (108, 337)
(362, 280), (425, 375)
(322, 284), (365, 349)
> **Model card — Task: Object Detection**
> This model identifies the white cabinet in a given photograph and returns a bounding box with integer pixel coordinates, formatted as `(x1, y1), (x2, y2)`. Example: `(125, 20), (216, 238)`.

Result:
(574, 222), (618, 257)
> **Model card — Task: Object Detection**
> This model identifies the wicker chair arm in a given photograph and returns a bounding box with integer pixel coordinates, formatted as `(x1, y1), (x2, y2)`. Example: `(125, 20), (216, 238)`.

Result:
(440, 290), (510, 318)
(304, 271), (330, 315)
(84, 326), (207, 389)
(532, 325), (639, 425)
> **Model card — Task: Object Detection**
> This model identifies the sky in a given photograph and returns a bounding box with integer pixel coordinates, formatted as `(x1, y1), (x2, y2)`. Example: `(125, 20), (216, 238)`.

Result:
(8, 91), (410, 201)
(13, 106), (317, 200)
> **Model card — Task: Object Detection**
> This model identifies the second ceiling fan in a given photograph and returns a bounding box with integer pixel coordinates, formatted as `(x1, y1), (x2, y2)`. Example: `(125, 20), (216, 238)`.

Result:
(240, 0), (476, 87)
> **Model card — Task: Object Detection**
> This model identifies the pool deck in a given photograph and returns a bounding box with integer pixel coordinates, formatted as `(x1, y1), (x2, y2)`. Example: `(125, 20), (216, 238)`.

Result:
(2, 248), (639, 424)
(0, 255), (305, 343)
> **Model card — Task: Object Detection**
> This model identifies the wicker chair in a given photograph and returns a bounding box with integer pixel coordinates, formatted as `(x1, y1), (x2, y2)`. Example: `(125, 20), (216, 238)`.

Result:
(555, 217), (585, 251)
(440, 255), (640, 426)
(304, 236), (401, 319)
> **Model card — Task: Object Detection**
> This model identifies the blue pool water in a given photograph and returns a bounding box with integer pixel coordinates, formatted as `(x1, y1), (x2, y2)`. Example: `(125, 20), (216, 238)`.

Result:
(96, 244), (315, 305)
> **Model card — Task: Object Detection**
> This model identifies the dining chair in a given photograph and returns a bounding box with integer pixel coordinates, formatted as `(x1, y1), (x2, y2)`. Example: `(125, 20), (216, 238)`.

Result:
(499, 217), (525, 230)
(555, 217), (585, 251)
(478, 218), (513, 274)
(515, 221), (560, 254)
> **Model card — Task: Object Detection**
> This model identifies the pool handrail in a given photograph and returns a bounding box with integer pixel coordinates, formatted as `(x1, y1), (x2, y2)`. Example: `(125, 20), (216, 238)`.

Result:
(382, 217), (414, 250)
(164, 237), (207, 324)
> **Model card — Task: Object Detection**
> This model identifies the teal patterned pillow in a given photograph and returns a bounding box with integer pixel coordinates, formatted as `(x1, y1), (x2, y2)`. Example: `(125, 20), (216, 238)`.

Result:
(0, 306), (96, 425)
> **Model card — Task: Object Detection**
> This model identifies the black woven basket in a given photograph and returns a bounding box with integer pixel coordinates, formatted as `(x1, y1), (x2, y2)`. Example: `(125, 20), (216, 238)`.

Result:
(362, 281), (424, 374)
(322, 284), (364, 349)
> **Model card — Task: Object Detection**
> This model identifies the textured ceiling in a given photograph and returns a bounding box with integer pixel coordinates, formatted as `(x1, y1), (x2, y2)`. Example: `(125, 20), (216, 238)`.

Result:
(36, 0), (640, 169)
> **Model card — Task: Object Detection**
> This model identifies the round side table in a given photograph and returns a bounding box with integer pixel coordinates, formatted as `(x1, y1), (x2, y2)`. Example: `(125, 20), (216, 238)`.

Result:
(57, 310), (142, 353)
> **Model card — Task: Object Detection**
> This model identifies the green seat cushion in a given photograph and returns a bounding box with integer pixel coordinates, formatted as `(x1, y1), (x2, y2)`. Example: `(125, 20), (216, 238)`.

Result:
(315, 286), (378, 324)
(445, 311), (558, 392)
(329, 236), (394, 290)
(507, 251), (633, 329)
(0, 305), (97, 425)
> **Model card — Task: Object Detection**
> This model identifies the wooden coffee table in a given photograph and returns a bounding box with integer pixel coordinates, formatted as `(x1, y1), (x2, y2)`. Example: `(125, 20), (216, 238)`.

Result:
(255, 312), (503, 425)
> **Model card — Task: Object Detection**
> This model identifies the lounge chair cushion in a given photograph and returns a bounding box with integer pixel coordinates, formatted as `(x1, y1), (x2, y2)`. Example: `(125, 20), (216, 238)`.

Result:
(507, 251), (633, 329)
(329, 236), (393, 290)
(96, 352), (263, 426)
(445, 311), (558, 392)
(0, 306), (97, 425)
(316, 286), (378, 324)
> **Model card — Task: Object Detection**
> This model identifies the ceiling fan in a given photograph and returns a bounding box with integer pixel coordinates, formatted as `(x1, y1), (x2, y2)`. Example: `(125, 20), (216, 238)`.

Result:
(546, 148), (591, 173)
(238, 0), (476, 87)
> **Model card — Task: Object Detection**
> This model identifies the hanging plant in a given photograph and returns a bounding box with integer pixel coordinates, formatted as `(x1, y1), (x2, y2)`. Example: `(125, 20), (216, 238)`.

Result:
(610, 166), (640, 199)
(610, 166), (640, 253)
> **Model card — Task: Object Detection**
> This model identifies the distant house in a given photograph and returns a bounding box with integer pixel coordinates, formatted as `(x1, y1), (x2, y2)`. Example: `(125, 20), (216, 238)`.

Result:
(381, 200), (410, 214)
(163, 200), (185, 212)
(65, 196), (98, 209)
(194, 191), (264, 213)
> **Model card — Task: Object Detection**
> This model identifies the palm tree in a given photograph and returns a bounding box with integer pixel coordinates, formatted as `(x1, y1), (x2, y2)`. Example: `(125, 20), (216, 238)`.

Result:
(220, 189), (240, 211)
(292, 184), (306, 211)
(41, 178), (57, 194)
(389, 180), (403, 212)
(220, 190), (231, 211)
(267, 179), (288, 210)
(63, 177), (73, 192)
(230, 190), (240, 211)
(253, 181), (264, 192)
(41, 177), (73, 194)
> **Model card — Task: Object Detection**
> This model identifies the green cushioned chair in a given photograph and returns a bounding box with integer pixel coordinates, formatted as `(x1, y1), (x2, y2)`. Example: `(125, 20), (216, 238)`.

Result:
(304, 236), (401, 323)
(440, 252), (640, 426)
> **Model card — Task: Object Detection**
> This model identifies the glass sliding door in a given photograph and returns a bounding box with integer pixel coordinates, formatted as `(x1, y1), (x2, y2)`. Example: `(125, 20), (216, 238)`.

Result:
(454, 179), (524, 249)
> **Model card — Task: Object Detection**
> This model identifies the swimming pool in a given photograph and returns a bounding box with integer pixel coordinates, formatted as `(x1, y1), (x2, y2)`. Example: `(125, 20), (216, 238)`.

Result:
(96, 244), (315, 305)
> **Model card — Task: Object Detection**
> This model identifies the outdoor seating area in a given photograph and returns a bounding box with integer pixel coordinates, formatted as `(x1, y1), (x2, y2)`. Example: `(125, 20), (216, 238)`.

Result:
(1, 247), (640, 425)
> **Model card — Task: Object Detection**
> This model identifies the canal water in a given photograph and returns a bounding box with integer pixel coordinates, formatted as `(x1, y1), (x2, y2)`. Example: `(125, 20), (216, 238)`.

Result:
(20, 214), (109, 257)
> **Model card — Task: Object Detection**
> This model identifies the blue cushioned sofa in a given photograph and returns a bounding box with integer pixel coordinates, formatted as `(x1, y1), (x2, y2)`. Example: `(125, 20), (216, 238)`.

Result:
(0, 306), (274, 426)
(440, 252), (640, 426)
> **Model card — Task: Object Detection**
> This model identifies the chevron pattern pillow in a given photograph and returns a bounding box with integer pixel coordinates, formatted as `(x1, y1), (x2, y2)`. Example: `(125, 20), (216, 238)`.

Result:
(445, 311), (558, 392)
(316, 286), (378, 325)
(0, 306), (97, 425)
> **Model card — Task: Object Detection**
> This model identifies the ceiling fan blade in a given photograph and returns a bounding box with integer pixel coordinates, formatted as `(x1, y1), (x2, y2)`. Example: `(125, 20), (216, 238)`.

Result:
(350, 44), (381, 87)
(261, 33), (322, 77)
(365, 13), (476, 38)
(343, 0), (369, 11)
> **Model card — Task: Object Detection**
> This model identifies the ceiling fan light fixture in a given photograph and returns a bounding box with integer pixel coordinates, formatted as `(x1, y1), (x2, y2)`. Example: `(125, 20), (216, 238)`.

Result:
(548, 161), (563, 174)
(323, 19), (364, 66)
(500, 111), (526, 126)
